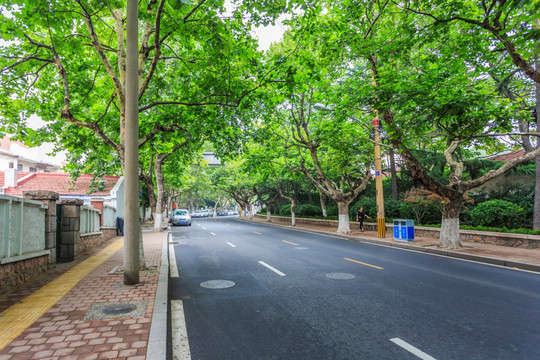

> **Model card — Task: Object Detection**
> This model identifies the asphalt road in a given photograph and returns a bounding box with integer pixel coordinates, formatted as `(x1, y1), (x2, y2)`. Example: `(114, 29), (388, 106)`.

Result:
(168, 216), (540, 360)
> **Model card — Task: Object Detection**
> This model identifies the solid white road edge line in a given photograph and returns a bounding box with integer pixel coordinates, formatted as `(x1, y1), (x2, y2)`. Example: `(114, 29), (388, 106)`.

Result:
(258, 261), (286, 276)
(172, 300), (191, 360)
(226, 242), (236, 248)
(390, 338), (437, 360)
(169, 244), (179, 278)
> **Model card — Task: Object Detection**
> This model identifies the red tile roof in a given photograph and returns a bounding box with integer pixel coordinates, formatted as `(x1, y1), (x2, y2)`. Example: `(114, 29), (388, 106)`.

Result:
(2, 172), (120, 196)
(488, 149), (527, 162)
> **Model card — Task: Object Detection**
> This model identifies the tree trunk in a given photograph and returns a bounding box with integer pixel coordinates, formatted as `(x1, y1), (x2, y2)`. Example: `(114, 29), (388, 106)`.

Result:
(440, 197), (463, 249)
(153, 155), (165, 232)
(266, 205), (272, 222)
(142, 176), (157, 220)
(389, 147), (399, 200)
(320, 192), (328, 217)
(213, 195), (221, 217)
(248, 204), (254, 219)
(291, 201), (296, 226)
(138, 221), (147, 270)
(336, 201), (351, 233)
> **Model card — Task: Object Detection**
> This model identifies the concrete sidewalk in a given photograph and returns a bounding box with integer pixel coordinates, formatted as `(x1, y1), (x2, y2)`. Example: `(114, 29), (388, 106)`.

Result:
(0, 227), (168, 360)
(240, 216), (540, 273)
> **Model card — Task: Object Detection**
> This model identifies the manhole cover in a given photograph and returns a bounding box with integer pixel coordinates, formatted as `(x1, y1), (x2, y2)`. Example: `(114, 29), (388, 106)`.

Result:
(294, 247), (309, 250)
(82, 300), (148, 321)
(100, 303), (138, 315)
(326, 273), (356, 280)
(200, 280), (235, 289)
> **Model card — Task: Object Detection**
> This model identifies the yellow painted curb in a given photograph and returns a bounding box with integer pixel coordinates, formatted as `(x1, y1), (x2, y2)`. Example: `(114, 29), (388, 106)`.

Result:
(0, 238), (124, 350)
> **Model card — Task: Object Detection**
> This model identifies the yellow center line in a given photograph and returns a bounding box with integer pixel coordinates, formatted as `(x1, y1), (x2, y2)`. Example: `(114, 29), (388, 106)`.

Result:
(253, 231), (262, 235)
(282, 240), (299, 246)
(0, 238), (124, 350)
(344, 257), (384, 270)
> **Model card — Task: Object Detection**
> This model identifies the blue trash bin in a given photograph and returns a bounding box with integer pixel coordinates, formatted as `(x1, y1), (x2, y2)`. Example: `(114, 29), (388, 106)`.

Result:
(393, 220), (401, 239)
(393, 219), (414, 241)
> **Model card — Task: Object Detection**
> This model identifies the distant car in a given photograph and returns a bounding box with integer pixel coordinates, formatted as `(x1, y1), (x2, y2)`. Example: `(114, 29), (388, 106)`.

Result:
(171, 209), (191, 226)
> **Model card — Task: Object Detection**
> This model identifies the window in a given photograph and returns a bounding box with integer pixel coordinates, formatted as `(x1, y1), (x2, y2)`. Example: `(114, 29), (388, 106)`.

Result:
(17, 164), (23, 171)
(29, 167), (36, 172)
(8, 162), (13, 168)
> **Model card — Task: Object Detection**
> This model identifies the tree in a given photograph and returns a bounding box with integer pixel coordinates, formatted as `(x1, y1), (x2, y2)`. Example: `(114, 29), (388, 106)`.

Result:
(279, 0), (540, 247)
(280, 93), (372, 233)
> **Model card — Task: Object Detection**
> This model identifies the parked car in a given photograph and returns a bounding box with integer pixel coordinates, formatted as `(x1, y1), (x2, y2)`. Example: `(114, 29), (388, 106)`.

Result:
(170, 209), (192, 226)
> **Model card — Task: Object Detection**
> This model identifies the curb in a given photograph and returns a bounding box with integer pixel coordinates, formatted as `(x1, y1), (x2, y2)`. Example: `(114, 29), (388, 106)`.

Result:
(147, 231), (170, 360)
(237, 218), (540, 274)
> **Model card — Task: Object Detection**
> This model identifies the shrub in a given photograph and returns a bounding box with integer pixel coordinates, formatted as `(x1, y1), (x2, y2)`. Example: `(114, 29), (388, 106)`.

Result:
(398, 202), (416, 221)
(281, 203), (292, 216)
(384, 199), (404, 220)
(327, 206), (339, 216)
(470, 199), (526, 229)
(350, 198), (377, 218)
(485, 183), (534, 228)
(296, 204), (323, 217)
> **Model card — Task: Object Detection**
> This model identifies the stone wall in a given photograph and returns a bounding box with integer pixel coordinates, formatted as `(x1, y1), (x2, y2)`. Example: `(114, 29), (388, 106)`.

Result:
(80, 228), (117, 254)
(0, 254), (48, 295)
(1, 193), (121, 294)
(58, 198), (83, 262)
(254, 214), (540, 249)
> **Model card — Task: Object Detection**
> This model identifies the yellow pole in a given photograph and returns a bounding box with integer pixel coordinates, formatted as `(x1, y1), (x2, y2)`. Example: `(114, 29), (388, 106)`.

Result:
(373, 115), (386, 238)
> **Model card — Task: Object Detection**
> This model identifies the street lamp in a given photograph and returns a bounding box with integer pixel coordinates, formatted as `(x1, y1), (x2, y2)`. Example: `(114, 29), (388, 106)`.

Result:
(314, 103), (386, 238)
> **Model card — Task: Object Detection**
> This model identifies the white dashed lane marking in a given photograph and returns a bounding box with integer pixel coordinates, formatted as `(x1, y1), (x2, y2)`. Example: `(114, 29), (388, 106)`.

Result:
(390, 338), (437, 360)
(258, 261), (286, 277)
(172, 300), (191, 359)
(226, 242), (236, 248)
(169, 244), (179, 278)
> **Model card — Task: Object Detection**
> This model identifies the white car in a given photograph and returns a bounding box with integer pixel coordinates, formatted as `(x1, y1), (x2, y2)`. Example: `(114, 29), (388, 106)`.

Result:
(170, 209), (192, 226)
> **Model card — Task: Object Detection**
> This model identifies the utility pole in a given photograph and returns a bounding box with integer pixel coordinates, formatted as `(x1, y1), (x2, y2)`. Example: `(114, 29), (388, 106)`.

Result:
(124, 0), (140, 285)
(370, 53), (386, 238)
(373, 115), (386, 238)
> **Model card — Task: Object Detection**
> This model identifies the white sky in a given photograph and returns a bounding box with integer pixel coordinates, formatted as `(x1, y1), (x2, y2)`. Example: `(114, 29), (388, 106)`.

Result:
(224, 0), (288, 51)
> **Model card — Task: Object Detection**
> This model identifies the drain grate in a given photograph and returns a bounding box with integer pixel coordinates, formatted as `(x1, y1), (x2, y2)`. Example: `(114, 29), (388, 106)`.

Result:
(100, 303), (138, 315)
(82, 300), (148, 321)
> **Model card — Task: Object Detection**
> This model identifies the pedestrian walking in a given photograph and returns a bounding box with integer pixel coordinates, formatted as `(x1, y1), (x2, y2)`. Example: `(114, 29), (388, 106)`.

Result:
(356, 206), (370, 232)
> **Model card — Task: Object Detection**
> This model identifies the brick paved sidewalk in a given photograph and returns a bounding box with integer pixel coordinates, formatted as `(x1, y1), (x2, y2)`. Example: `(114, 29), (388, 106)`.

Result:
(0, 229), (165, 360)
